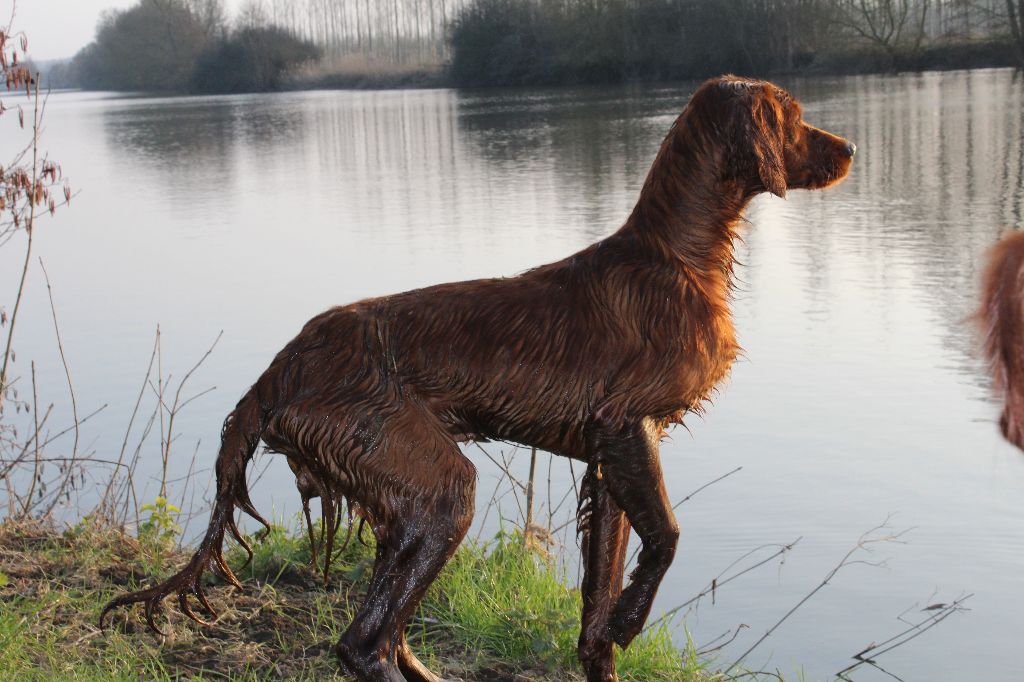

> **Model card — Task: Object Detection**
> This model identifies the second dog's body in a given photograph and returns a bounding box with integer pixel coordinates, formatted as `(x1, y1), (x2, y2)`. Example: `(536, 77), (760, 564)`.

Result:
(978, 230), (1024, 452)
(104, 76), (855, 682)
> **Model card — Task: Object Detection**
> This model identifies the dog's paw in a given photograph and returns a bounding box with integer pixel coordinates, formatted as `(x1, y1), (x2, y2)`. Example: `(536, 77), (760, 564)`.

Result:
(580, 651), (618, 682)
(582, 663), (618, 682)
(335, 640), (406, 682)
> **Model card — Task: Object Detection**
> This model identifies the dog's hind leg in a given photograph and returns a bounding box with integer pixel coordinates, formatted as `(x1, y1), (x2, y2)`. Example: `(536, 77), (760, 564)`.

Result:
(577, 466), (632, 682)
(334, 412), (475, 682)
(587, 418), (679, 651)
(346, 536), (447, 682)
(336, 491), (473, 682)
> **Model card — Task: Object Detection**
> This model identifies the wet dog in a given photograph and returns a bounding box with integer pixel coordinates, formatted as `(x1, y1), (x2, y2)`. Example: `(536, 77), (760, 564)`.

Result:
(102, 75), (855, 682)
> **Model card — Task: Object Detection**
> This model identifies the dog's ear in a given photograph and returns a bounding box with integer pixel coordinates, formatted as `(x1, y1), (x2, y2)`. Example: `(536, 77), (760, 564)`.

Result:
(750, 97), (787, 198)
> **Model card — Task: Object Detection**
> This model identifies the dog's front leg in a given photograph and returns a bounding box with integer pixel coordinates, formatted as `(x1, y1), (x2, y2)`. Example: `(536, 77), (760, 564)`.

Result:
(577, 464), (631, 682)
(587, 418), (679, 650)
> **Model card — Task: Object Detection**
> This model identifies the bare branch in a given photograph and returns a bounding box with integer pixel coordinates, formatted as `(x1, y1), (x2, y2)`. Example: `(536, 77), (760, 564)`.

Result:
(724, 518), (908, 674)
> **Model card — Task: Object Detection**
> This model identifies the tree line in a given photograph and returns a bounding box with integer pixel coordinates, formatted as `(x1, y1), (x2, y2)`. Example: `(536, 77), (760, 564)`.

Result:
(54, 0), (320, 93)
(45, 0), (1022, 92)
(448, 0), (1018, 86)
(247, 0), (458, 67)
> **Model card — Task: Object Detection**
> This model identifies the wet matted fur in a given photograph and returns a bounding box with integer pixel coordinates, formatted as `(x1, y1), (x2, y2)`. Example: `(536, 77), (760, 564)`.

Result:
(102, 75), (856, 682)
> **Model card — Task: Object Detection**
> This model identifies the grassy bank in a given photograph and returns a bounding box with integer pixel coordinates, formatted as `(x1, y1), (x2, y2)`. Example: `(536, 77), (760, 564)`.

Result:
(0, 518), (713, 681)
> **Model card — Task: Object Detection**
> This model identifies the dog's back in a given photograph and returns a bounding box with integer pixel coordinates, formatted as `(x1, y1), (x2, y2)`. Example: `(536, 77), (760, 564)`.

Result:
(258, 227), (736, 459)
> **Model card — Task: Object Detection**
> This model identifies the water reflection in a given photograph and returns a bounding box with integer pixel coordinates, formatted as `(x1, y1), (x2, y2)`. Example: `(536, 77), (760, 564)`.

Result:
(790, 70), (1024, 384)
(455, 86), (691, 238)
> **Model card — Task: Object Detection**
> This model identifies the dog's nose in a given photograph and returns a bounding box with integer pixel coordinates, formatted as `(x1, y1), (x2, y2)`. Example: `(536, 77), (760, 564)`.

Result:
(844, 141), (857, 157)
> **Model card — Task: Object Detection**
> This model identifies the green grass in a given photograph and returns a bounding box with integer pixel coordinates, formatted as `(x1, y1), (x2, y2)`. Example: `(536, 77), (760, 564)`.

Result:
(421, 532), (706, 680)
(0, 517), (716, 681)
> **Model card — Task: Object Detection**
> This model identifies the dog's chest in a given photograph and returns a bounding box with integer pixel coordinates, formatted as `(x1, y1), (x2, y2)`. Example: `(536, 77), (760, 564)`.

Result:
(665, 296), (738, 408)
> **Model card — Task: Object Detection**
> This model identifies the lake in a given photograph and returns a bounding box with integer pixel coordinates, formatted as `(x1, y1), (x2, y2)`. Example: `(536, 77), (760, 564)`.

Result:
(1, 69), (1022, 680)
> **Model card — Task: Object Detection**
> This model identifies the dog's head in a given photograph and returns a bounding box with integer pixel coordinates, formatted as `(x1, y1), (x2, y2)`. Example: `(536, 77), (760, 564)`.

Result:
(687, 75), (855, 198)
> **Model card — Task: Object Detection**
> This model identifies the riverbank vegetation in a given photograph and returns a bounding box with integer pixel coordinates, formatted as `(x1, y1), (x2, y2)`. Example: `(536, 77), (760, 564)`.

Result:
(448, 0), (1017, 86)
(0, 518), (709, 681)
(57, 0), (320, 94)
(38, 0), (1024, 92)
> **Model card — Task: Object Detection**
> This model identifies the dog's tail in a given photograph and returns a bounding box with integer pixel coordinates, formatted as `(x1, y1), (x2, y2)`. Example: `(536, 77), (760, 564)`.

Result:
(100, 389), (271, 634)
(978, 231), (1024, 452)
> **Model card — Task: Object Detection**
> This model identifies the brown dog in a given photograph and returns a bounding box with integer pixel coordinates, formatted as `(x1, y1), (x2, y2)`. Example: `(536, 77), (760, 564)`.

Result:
(102, 75), (855, 682)
(978, 230), (1024, 452)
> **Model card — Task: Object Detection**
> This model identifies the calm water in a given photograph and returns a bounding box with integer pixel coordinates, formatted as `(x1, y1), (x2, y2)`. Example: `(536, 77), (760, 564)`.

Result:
(2, 70), (1023, 680)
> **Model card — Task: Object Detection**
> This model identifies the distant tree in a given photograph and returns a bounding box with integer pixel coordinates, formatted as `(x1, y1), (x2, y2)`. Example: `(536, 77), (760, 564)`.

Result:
(449, 0), (546, 86)
(73, 0), (212, 91)
(237, 0), (271, 29)
(832, 0), (932, 63)
(188, 0), (229, 40)
(69, 0), (320, 93)
(41, 60), (77, 89)
(191, 25), (321, 93)
(1005, 0), (1024, 65)
(448, 0), (830, 86)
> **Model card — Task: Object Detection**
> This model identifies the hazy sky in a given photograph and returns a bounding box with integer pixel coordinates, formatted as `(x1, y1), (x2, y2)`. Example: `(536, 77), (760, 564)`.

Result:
(12, 0), (243, 61)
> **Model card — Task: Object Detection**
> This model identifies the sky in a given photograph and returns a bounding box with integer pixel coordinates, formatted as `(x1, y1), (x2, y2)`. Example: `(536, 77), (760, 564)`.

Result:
(10, 0), (242, 61)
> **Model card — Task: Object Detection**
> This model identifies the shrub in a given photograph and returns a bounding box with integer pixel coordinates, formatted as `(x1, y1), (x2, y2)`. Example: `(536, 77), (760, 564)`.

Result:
(191, 26), (321, 94)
